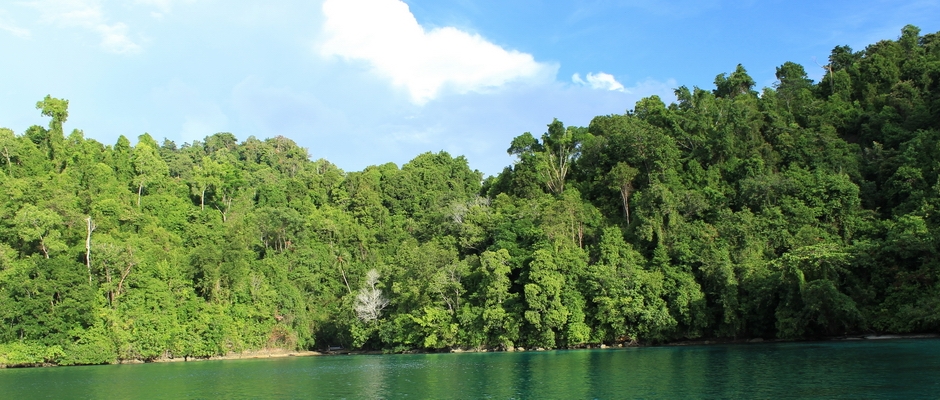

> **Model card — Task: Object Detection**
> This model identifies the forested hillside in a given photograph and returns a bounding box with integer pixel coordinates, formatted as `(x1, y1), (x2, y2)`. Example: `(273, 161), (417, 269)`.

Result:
(1, 26), (939, 366)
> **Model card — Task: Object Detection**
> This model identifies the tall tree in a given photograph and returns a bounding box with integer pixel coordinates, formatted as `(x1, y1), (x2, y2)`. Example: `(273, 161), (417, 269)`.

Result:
(34, 96), (69, 169)
(608, 162), (639, 224)
(355, 269), (389, 322)
(132, 142), (169, 207)
(13, 204), (65, 259)
(190, 157), (222, 210)
(508, 119), (586, 195)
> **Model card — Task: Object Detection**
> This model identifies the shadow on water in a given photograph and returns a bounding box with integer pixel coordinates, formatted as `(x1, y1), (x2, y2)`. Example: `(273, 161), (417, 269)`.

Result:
(1, 339), (939, 399)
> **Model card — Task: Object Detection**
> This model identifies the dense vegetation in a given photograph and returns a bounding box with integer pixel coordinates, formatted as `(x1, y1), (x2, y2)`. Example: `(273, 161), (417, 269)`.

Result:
(1, 26), (939, 366)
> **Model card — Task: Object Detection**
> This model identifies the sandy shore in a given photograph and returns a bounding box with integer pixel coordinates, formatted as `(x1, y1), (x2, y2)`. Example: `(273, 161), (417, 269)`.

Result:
(10, 333), (940, 368)
(120, 349), (324, 364)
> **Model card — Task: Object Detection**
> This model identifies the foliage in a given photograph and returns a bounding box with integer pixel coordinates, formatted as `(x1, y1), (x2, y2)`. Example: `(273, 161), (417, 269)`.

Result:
(2, 27), (940, 366)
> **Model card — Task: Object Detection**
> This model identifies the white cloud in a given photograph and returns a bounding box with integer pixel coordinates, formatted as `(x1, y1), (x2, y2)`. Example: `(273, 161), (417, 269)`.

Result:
(94, 22), (140, 53)
(318, 0), (556, 105)
(572, 72), (626, 92)
(0, 10), (31, 37)
(27, 0), (141, 53)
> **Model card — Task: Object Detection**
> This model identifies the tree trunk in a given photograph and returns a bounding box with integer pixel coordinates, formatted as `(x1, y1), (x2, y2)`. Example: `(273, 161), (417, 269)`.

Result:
(339, 262), (352, 295)
(578, 221), (584, 248)
(117, 263), (133, 298)
(85, 216), (95, 283)
(620, 186), (632, 225)
(39, 235), (49, 259)
(106, 263), (113, 306)
(1, 147), (10, 176)
(215, 195), (231, 222)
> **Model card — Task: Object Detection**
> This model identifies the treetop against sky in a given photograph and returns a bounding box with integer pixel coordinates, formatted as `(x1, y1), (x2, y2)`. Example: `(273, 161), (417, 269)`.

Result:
(0, 0), (937, 176)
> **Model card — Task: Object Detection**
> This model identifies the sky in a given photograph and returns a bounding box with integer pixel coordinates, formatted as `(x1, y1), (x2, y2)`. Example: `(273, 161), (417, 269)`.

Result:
(1, 0), (938, 177)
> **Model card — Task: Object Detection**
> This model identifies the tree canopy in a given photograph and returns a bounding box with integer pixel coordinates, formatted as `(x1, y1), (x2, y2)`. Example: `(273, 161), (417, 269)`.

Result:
(2, 25), (940, 366)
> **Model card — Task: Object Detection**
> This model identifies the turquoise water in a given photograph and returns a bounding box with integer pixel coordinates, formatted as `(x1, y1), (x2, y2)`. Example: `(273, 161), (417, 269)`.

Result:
(1, 339), (938, 399)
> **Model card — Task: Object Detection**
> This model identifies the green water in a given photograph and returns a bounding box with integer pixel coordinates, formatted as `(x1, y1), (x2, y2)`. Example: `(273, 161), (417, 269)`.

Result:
(1, 339), (938, 399)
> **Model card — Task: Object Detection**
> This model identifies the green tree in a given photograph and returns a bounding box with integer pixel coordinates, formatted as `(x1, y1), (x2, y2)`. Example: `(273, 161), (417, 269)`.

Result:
(0, 128), (18, 176)
(14, 204), (65, 259)
(608, 162), (639, 224)
(35, 95), (68, 168)
(523, 249), (569, 347)
(508, 119), (586, 195)
(714, 64), (756, 98)
(191, 157), (222, 210)
(132, 142), (169, 207)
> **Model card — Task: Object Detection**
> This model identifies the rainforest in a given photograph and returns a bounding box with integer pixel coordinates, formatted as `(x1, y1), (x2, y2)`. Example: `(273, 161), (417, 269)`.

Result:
(1, 26), (938, 367)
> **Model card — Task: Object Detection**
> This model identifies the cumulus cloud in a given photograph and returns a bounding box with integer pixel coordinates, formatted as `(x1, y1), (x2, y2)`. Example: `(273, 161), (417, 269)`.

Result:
(28, 0), (141, 53)
(572, 72), (626, 92)
(318, 0), (556, 105)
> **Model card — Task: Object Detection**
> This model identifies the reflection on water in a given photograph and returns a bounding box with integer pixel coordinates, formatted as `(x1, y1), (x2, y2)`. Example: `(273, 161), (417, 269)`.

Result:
(2, 339), (939, 399)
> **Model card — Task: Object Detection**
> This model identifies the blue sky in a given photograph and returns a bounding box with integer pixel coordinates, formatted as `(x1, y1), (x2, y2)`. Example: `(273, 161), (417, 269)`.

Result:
(1, 0), (938, 176)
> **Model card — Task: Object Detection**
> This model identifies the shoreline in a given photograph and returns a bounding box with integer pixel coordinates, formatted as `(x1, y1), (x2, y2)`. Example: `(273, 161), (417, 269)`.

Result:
(3, 333), (938, 369)
(122, 349), (325, 364)
(663, 333), (940, 347)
